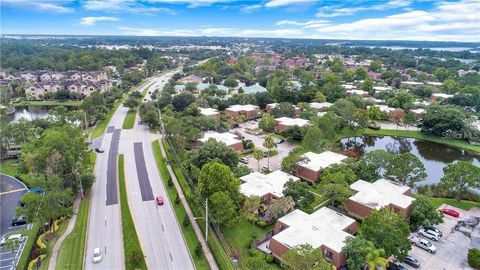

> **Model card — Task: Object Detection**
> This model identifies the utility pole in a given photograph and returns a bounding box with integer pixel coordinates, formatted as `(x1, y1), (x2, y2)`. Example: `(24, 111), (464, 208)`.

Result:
(205, 199), (208, 242)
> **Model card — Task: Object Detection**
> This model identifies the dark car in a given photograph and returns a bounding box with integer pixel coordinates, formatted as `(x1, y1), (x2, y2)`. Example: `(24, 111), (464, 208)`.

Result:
(387, 262), (407, 270)
(11, 216), (27, 226)
(95, 148), (104, 153)
(277, 139), (285, 144)
(403, 256), (421, 268)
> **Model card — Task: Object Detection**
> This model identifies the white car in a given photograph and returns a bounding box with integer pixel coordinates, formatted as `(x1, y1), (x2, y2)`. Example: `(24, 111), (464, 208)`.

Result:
(0, 234), (24, 246)
(92, 247), (103, 263)
(418, 228), (440, 241)
(410, 236), (436, 253)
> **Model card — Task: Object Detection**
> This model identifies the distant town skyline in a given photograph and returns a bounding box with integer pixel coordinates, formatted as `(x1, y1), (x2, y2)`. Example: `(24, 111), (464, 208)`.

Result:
(1, 0), (479, 42)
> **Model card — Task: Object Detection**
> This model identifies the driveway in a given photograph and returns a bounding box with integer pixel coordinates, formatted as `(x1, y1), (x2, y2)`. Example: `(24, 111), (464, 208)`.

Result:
(0, 174), (27, 238)
(231, 122), (295, 172)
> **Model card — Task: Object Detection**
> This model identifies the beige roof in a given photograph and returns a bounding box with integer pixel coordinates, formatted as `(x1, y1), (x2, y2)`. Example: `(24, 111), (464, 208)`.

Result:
(298, 151), (348, 172)
(226, 104), (259, 112)
(272, 208), (355, 253)
(199, 131), (241, 147)
(199, 107), (219, 116)
(275, 117), (310, 127)
(240, 170), (299, 198)
(309, 102), (332, 110)
(349, 179), (414, 209)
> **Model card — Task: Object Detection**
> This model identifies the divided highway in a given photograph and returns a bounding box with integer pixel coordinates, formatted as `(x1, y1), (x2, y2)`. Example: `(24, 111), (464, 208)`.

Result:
(85, 73), (193, 269)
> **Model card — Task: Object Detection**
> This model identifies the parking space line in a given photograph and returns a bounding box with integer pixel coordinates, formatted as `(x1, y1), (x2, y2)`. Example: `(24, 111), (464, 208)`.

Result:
(0, 188), (26, 196)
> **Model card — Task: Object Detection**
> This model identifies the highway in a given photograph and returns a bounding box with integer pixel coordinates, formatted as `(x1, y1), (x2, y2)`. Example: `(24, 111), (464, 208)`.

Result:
(85, 72), (193, 269)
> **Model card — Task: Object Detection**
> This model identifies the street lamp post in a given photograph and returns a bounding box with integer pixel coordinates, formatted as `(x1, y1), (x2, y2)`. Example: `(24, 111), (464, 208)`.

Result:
(193, 199), (208, 242)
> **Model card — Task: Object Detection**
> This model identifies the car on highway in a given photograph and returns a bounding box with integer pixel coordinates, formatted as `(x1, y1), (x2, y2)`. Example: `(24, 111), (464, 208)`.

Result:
(410, 236), (436, 253)
(11, 216), (27, 226)
(95, 148), (104, 153)
(92, 247), (103, 263)
(156, 196), (164, 206)
(418, 228), (440, 241)
(424, 226), (442, 237)
(387, 262), (407, 270)
(442, 208), (460, 217)
(0, 234), (25, 246)
(403, 255), (421, 268)
(239, 157), (249, 164)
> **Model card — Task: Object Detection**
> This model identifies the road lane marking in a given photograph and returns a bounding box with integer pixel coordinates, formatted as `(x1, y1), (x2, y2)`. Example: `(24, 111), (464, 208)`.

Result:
(0, 188), (26, 195)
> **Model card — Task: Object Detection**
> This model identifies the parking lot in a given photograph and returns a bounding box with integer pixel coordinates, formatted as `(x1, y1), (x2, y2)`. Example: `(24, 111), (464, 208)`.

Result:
(0, 237), (27, 270)
(404, 204), (479, 270)
(231, 121), (296, 172)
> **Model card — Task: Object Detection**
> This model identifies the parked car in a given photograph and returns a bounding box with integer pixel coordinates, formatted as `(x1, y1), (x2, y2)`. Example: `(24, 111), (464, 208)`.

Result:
(263, 152), (268, 157)
(27, 187), (44, 194)
(0, 234), (25, 246)
(92, 247), (103, 263)
(11, 216), (27, 226)
(277, 139), (285, 144)
(156, 196), (164, 206)
(424, 226), (442, 237)
(418, 228), (440, 241)
(403, 255), (421, 268)
(410, 236), (436, 253)
(442, 208), (460, 217)
(387, 262), (407, 270)
(95, 148), (104, 153)
(239, 157), (249, 164)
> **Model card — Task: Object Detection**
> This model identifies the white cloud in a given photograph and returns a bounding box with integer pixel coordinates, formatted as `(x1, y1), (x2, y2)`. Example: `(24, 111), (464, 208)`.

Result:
(276, 19), (328, 26)
(265, 0), (317, 8)
(2, 0), (74, 13)
(84, 0), (175, 14)
(240, 4), (262, 13)
(147, 0), (235, 7)
(80, 16), (120, 26)
(316, 0), (411, 17)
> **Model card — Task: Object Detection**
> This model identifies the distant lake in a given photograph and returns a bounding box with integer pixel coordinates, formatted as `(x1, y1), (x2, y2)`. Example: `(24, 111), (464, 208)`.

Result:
(6, 106), (77, 123)
(344, 45), (478, 52)
(339, 136), (480, 186)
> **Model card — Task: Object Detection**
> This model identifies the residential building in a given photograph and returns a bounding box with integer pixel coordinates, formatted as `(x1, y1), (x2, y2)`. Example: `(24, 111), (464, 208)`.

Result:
(240, 170), (299, 204)
(346, 179), (414, 219)
(268, 207), (357, 269)
(243, 83), (267, 94)
(199, 107), (219, 117)
(431, 93), (454, 101)
(296, 151), (348, 182)
(199, 131), (244, 152)
(309, 102), (332, 112)
(274, 117), (310, 133)
(346, 89), (369, 97)
(225, 104), (260, 120)
(265, 103), (301, 114)
(180, 74), (203, 84)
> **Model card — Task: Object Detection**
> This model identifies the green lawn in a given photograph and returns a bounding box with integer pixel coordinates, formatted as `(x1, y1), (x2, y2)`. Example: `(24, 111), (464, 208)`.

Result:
(118, 155), (147, 270)
(161, 140), (234, 270)
(56, 195), (90, 270)
(13, 100), (82, 107)
(91, 97), (123, 139)
(122, 110), (137, 129)
(16, 221), (41, 270)
(152, 141), (210, 270)
(422, 196), (480, 210)
(0, 159), (19, 176)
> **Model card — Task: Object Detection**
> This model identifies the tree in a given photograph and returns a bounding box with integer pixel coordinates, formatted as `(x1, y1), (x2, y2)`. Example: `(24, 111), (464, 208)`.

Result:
(320, 172), (352, 208)
(189, 139), (239, 168)
(409, 196), (443, 229)
(361, 77), (374, 93)
(468, 248), (480, 269)
(355, 68), (367, 80)
(263, 135), (277, 170)
(387, 91), (414, 110)
(342, 237), (376, 270)
(283, 180), (314, 208)
(267, 196), (295, 220)
(172, 92), (195, 111)
(303, 127), (330, 153)
(139, 101), (160, 129)
(124, 96), (140, 111)
(241, 195), (261, 218)
(384, 152), (427, 187)
(209, 191), (237, 226)
(361, 150), (392, 177)
(369, 61), (382, 72)
(440, 161), (480, 201)
(331, 99), (356, 128)
(197, 162), (240, 202)
(360, 208), (411, 261)
(259, 113), (275, 132)
(433, 67), (449, 82)
(313, 92), (326, 102)
(365, 248), (389, 270)
(282, 244), (334, 270)
(252, 148), (264, 172)
(368, 106), (381, 123)
(421, 104), (466, 136)
(441, 79), (460, 94)
(271, 102), (296, 118)
(246, 250), (274, 270)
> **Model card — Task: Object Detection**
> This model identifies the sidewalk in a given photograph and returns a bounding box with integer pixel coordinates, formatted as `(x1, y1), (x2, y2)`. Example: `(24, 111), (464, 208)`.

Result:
(157, 138), (219, 270)
(48, 196), (81, 270)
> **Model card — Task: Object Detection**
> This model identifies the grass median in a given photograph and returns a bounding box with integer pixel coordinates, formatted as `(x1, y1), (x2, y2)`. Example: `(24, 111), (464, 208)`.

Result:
(152, 141), (210, 270)
(13, 100), (82, 107)
(91, 98), (123, 139)
(118, 154), (147, 270)
(122, 110), (137, 129)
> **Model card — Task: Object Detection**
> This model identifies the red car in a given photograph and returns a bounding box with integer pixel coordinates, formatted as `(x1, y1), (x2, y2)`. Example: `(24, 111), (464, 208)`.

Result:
(442, 208), (460, 217)
(156, 196), (164, 206)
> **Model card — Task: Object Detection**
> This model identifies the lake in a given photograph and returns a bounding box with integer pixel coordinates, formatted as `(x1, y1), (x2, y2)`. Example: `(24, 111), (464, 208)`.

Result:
(339, 136), (480, 186)
(6, 106), (79, 123)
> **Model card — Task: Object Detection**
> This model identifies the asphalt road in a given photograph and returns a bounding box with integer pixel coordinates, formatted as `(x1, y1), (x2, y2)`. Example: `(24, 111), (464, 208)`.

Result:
(0, 174), (27, 238)
(85, 73), (193, 269)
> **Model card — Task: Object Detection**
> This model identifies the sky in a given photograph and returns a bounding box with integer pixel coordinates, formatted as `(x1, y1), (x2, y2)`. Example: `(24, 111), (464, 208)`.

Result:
(1, 0), (479, 42)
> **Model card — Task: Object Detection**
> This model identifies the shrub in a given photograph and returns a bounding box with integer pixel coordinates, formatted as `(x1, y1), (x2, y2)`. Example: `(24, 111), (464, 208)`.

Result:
(266, 254), (274, 263)
(468, 248), (480, 268)
(174, 194), (180, 205)
(195, 243), (203, 258)
(183, 215), (190, 227)
(256, 220), (267, 228)
(127, 250), (145, 268)
(167, 176), (173, 187)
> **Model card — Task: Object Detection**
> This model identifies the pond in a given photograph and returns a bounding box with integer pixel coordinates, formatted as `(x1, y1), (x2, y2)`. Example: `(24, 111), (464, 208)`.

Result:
(6, 106), (77, 123)
(339, 136), (480, 186)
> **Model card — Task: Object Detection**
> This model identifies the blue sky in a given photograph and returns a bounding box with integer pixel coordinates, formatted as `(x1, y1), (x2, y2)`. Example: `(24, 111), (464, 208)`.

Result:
(1, 0), (479, 42)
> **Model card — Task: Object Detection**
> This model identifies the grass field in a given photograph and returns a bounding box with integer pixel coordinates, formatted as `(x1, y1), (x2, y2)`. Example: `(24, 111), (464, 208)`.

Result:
(118, 155), (147, 270)
(122, 110), (137, 129)
(423, 196), (480, 210)
(0, 159), (19, 176)
(13, 100), (82, 107)
(16, 222), (41, 270)
(55, 195), (90, 270)
(152, 141), (210, 270)
(91, 98), (123, 139)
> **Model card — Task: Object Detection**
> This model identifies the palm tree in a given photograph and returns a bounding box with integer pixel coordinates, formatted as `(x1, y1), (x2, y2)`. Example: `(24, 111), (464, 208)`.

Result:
(364, 248), (389, 270)
(262, 135), (277, 171)
(3, 238), (19, 265)
(252, 148), (263, 172)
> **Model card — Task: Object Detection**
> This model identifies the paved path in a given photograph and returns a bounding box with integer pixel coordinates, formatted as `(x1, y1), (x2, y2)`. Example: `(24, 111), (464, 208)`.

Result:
(378, 122), (420, 131)
(48, 196), (81, 270)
